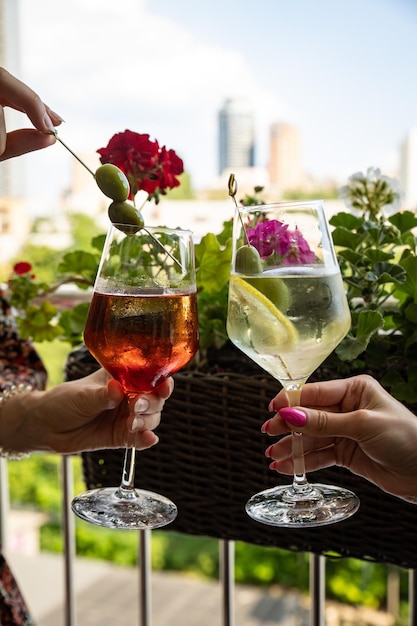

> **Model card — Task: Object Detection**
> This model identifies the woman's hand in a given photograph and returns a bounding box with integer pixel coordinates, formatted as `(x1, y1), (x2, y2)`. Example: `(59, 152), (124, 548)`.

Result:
(263, 374), (417, 504)
(1, 369), (174, 454)
(0, 67), (64, 160)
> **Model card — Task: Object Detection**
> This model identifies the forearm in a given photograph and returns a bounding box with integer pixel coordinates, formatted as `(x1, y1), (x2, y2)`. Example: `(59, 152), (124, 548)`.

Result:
(0, 387), (51, 456)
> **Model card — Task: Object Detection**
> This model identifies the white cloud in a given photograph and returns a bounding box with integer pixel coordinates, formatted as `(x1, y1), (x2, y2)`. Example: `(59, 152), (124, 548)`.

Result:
(17, 0), (287, 194)
(16, 0), (410, 212)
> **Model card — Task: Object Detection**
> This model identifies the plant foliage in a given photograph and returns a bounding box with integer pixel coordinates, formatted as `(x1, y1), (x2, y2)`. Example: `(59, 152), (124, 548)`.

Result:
(324, 167), (417, 403)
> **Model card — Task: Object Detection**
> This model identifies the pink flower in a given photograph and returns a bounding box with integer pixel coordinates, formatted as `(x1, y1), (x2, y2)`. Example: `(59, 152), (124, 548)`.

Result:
(247, 219), (315, 265)
(247, 220), (291, 258)
(283, 228), (316, 265)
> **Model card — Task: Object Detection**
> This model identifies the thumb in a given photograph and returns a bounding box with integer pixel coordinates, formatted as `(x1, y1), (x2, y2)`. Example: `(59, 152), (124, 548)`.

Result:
(91, 378), (124, 412)
(278, 406), (367, 439)
(0, 128), (56, 160)
(106, 379), (125, 409)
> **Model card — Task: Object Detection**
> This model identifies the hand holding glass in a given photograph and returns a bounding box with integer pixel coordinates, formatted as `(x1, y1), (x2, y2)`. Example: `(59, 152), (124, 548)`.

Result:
(227, 200), (359, 527)
(71, 225), (199, 529)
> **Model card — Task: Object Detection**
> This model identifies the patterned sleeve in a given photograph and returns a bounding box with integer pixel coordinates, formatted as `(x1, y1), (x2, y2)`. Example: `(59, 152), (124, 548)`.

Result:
(0, 296), (47, 392)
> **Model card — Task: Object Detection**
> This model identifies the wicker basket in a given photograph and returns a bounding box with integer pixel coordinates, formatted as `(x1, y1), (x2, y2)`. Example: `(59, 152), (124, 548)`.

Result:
(66, 345), (417, 569)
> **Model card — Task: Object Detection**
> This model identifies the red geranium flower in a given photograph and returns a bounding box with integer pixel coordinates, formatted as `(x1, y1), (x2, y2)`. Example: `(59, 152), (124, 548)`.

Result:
(13, 261), (33, 275)
(97, 130), (184, 203)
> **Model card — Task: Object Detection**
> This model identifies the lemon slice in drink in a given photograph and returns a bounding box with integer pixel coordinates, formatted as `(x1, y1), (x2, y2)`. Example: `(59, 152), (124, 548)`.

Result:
(229, 276), (297, 354)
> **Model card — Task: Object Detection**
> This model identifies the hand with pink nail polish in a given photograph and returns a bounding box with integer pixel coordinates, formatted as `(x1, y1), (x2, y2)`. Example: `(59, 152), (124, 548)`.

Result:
(0, 67), (64, 161)
(266, 374), (417, 504)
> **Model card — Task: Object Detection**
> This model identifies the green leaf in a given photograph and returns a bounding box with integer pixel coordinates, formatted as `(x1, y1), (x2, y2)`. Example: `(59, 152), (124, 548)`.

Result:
(397, 256), (417, 300)
(91, 234), (106, 252)
(404, 302), (417, 323)
(195, 233), (232, 293)
(371, 262), (406, 284)
(336, 310), (384, 360)
(364, 249), (393, 263)
(58, 251), (99, 279)
(405, 328), (417, 350)
(389, 210), (417, 233)
(381, 369), (417, 403)
(331, 227), (364, 250)
(58, 303), (90, 343)
(198, 317), (228, 350)
(215, 219), (233, 246)
(356, 309), (385, 335)
(337, 249), (363, 264)
(329, 212), (363, 229)
(17, 317), (63, 342)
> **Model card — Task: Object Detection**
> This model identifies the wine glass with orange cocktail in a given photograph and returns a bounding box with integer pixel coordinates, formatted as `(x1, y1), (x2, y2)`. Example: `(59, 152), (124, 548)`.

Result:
(71, 223), (199, 529)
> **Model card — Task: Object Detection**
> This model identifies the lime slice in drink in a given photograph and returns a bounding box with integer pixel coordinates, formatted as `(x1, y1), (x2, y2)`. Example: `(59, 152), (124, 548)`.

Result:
(229, 276), (297, 353)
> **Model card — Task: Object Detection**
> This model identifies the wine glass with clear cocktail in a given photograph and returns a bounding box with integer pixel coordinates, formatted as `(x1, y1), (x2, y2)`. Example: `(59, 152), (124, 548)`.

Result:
(226, 200), (359, 527)
(71, 224), (199, 529)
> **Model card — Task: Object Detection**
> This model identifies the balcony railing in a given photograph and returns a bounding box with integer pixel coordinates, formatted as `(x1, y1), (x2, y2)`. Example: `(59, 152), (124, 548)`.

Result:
(2, 454), (416, 626)
(4, 336), (417, 626)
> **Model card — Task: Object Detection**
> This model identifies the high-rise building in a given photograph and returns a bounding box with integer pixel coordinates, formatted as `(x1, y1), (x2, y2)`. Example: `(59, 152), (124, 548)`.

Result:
(218, 98), (255, 175)
(268, 122), (304, 193)
(0, 0), (31, 263)
(400, 127), (417, 211)
(0, 0), (23, 198)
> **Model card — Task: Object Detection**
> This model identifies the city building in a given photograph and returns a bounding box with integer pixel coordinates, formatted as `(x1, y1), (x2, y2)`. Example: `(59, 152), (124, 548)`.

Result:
(399, 126), (417, 211)
(268, 122), (305, 194)
(0, 0), (31, 264)
(0, 0), (23, 199)
(218, 98), (255, 175)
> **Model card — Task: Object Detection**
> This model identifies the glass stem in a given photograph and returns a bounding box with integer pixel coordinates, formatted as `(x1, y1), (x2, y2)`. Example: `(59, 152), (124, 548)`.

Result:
(120, 445), (136, 491)
(292, 432), (309, 490)
(119, 394), (138, 493)
(285, 383), (310, 494)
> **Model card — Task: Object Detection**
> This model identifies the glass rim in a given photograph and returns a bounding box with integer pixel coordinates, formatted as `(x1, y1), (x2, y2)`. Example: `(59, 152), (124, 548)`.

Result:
(237, 199), (325, 214)
(109, 223), (194, 236)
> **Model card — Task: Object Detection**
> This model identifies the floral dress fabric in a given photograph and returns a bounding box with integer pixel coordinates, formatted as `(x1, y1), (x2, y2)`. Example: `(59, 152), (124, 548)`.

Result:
(0, 294), (47, 625)
(0, 555), (35, 626)
(0, 296), (47, 392)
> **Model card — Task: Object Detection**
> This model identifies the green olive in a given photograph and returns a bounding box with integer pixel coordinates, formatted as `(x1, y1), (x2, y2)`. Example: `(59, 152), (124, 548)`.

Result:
(245, 276), (290, 313)
(108, 201), (145, 235)
(235, 245), (262, 275)
(95, 164), (130, 202)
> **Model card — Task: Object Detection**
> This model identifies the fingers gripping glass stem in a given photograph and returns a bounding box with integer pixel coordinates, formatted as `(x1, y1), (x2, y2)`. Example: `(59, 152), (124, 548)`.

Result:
(120, 397), (139, 492)
(286, 385), (310, 492)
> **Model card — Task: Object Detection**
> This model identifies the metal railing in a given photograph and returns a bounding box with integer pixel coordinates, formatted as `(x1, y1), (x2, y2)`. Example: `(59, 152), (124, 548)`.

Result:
(1, 455), (415, 626)
(58, 457), (414, 626)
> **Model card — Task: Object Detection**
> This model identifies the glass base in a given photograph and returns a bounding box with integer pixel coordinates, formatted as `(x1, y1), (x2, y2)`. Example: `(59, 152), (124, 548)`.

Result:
(71, 487), (178, 530)
(246, 483), (360, 528)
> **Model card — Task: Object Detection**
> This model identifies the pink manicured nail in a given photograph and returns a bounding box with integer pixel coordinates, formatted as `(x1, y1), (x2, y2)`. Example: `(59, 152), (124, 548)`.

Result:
(265, 444), (274, 458)
(261, 419), (271, 433)
(279, 407), (306, 427)
(269, 461), (278, 471)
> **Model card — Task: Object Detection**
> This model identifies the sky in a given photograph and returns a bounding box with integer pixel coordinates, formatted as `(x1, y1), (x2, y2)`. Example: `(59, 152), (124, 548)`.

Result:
(11, 0), (417, 213)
